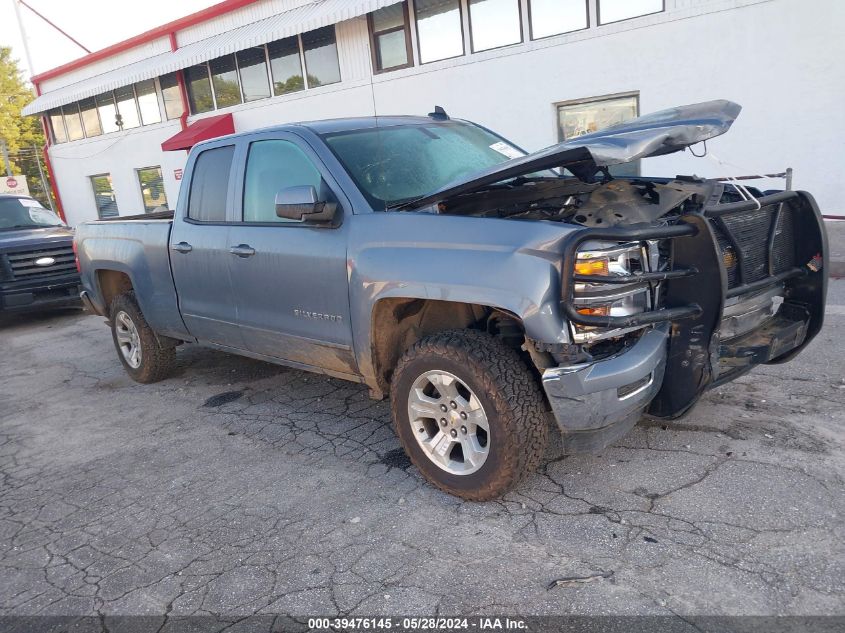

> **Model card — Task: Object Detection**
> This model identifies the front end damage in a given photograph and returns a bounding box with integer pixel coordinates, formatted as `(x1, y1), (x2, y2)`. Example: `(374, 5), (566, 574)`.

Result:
(541, 189), (827, 452)
(399, 100), (828, 453)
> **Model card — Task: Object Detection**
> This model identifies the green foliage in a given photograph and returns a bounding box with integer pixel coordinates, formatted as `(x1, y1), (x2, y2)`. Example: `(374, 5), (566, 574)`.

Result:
(0, 46), (51, 206)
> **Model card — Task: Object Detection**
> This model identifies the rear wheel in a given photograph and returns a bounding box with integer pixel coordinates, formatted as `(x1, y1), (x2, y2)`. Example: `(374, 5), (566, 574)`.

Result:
(110, 293), (175, 384)
(390, 329), (548, 501)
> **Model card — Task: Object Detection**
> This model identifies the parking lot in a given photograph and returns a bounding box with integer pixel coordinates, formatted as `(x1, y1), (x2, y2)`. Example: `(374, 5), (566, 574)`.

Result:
(1, 280), (843, 624)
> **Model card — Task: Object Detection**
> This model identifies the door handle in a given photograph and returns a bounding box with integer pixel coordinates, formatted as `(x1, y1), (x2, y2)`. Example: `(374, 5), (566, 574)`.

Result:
(229, 244), (256, 258)
(172, 241), (192, 254)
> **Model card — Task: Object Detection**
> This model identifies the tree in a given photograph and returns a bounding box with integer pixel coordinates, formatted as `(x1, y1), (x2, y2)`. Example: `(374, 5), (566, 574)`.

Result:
(0, 46), (52, 206)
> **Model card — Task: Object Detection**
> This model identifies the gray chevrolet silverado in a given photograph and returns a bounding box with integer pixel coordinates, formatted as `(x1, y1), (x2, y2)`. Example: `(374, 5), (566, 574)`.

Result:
(76, 101), (828, 500)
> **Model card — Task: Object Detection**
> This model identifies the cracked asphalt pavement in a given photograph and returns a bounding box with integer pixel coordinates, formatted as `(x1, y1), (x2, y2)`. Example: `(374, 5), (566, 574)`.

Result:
(1, 281), (843, 622)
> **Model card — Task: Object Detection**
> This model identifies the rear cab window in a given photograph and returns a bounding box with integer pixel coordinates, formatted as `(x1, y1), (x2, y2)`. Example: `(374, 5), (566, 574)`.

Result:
(187, 145), (235, 222)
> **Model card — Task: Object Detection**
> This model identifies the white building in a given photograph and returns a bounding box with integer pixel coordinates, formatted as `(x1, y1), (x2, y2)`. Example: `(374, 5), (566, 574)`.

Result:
(22, 0), (845, 225)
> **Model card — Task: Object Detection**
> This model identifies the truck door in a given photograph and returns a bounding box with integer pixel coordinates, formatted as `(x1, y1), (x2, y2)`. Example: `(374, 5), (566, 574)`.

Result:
(225, 132), (356, 376)
(169, 142), (246, 350)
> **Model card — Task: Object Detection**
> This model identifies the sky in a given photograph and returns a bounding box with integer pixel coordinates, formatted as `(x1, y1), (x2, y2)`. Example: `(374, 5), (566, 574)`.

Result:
(0, 0), (219, 80)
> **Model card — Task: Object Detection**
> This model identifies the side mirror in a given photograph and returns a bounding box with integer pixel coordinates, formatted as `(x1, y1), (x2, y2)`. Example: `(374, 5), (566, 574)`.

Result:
(275, 185), (337, 222)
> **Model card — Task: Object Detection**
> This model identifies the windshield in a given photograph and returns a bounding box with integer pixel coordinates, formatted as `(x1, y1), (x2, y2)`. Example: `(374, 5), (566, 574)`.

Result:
(321, 121), (528, 209)
(0, 197), (65, 230)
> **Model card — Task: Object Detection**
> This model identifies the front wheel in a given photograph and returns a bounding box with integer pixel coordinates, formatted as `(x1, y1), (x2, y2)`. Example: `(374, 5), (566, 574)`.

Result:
(390, 329), (548, 501)
(110, 292), (175, 384)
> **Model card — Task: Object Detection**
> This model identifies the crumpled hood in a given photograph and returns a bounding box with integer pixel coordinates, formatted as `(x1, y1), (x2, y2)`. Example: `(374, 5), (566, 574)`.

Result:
(400, 100), (741, 210)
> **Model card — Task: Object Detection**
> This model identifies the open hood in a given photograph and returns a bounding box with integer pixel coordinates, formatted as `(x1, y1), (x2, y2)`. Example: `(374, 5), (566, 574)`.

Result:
(399, 100), (741, 210)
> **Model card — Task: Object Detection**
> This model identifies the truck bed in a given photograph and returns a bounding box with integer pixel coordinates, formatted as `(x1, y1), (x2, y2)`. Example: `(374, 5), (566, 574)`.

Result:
(75, 216), (189, 341)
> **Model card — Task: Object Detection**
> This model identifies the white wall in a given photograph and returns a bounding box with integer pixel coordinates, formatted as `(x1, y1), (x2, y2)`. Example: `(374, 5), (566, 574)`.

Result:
(48, 0), (845, 224)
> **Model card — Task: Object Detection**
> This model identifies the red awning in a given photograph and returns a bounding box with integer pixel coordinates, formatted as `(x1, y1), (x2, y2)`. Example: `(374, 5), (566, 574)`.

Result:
(161, 113), (234, 151)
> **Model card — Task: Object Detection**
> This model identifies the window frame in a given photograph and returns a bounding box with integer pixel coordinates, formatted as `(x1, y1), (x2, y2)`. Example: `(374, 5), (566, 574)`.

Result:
(467, 0), (524, 54)
(555, 91), (641, 176)
(527, 0), (590, 41)
(185, 143), (237, 224)
(61, 103), (85, 142)
(209, 54), (244, 109)
(267, 36), (306, 97)
(89, 173), (119, 219)
(135, 165), (169, 213)
(134, 78), (163, 126)
(185, 62), (217, 115)
(414, 0), (467, 65)
(159, 72), (186, 121)
(367, 1), (414, 74)
(597, 0), (665, 26)
(231, 131), (346, 228)
(235, 46), (272, 102)
(301, 25), (342, 89)
(78, 97), (103, 138)
(48, 109), (67, 144)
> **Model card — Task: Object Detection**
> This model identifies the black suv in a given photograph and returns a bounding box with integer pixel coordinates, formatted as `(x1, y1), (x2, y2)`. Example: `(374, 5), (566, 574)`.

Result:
(0, 194), (81, 313)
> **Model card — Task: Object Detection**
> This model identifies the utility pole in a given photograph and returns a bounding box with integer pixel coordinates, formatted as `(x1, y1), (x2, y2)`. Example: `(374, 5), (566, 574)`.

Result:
(33, 144), (54, 210)
(1, 140), (13, 178)
(12, 0), (36, 80)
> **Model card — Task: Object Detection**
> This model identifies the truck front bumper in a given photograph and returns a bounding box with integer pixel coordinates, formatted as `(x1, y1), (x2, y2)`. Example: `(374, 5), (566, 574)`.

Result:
(0, 279), (82, 312)
(541, 326), (668, 454)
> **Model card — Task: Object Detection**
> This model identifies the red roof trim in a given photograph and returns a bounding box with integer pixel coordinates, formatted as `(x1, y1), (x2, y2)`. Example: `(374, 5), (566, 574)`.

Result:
(31, 0), (261, 85)
(161, 113), (235, 152)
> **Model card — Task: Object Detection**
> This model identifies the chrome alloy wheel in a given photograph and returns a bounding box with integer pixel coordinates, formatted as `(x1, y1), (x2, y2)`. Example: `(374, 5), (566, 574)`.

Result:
(114, 310), (142, 369)
(407, 370), (490, 475)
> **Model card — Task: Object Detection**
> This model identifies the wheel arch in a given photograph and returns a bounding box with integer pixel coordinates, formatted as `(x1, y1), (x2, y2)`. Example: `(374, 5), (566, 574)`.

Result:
(366, 297), (528, 397)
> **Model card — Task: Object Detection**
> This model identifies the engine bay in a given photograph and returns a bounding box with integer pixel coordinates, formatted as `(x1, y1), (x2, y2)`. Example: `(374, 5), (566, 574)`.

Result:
(435, 175), (727, 228)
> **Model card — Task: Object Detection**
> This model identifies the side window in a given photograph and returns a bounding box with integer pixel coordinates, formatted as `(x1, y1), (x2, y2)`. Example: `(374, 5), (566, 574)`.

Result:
(243, 140), (323, 223)
(188, 145), (235, 222)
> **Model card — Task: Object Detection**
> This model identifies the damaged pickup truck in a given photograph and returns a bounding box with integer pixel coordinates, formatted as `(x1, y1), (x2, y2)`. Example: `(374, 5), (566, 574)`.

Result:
(76, 100), (828, 500)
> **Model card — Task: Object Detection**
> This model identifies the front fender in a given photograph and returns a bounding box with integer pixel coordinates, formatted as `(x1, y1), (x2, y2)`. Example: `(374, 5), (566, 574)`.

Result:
(347, 212), (578, 385)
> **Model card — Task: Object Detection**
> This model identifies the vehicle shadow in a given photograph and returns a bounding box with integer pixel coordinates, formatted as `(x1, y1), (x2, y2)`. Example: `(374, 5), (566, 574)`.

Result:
(0, 307), (85, 330)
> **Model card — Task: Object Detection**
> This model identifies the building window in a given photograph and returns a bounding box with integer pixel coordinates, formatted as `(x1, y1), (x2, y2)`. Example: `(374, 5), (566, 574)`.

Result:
(368, 2), (413, 72)
(114, 85), (140, 130)
(469, 0), (522, 52)
(188, 145), (235, 222)
(48, 109), (67, 144)
(243, 140), (323, 223)
(302, 26), (341, 88)
(236, 47), (271, 102)
(268, 37), (304, 95)
(79, 97), (102, 137)
(415, 0), (464, 63)
(557, 94), (639, 176)
(209, 55), (242, 108)
(529, 0), (588, 39)
(185, 64), (214, 114)
(96, 93), (120, 134)
(90, 174), (118, 218)
(62, 104), (85, 142)
(598, 0), (664, 25)
(160, 72), (185, 120)
(135, 79), (161, 125)
(137, 166), (168, 213)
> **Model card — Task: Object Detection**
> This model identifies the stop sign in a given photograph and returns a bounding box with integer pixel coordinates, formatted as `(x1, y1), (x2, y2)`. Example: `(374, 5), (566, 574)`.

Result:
(6, 177), (17, 188)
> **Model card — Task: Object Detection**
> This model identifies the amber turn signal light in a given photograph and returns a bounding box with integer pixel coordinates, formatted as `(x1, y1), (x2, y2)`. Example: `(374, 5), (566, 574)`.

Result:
(575, 258), (609, 276)
(577, 305), (611, 317)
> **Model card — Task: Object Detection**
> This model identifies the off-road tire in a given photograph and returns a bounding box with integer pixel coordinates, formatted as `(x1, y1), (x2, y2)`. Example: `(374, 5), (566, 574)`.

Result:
(390, 329), (548, 501)
(110, 292), (175, 384)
